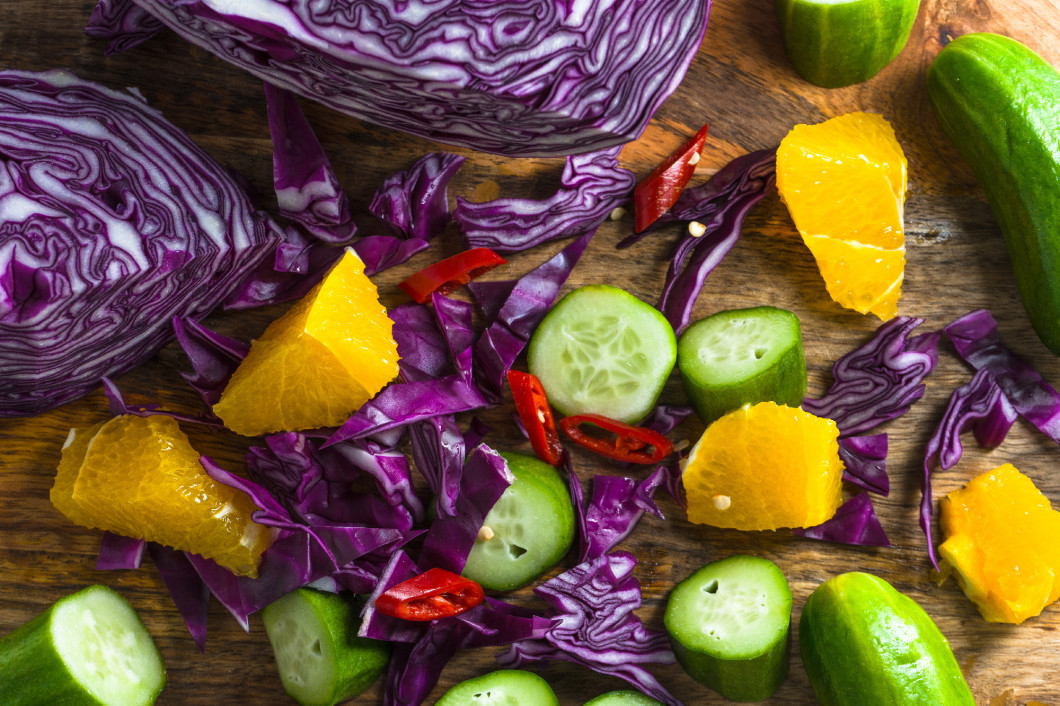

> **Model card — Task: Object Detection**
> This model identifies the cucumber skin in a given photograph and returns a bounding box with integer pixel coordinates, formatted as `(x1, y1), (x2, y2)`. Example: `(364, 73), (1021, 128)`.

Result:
(435, 669), (559, 705)
(800, 572), (974, 706)
(928, 33), (1060, 356)
(0, 588), (164, 706)
(583, 690), (662, 705)
(677, 307), (806, 426)
(776, 0), (920, 88)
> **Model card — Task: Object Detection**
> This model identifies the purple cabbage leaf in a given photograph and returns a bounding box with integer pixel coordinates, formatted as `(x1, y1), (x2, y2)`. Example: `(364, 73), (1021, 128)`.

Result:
(497, 551), (682, 706)
(946, 309), (1060, 443)
(86, 0), (164, 55)
(148, 544), (211, 652)
(0, 69), (281, 417)
(803, 317), (941, 437)
(920, 367), (1017, 570)
(456, 146), (635, 252)
(121, 0), (712, 157)
(371, 153), (464, 242)
(578, 470), (667, 562)
(96, 532), (147, 571)
(172, 317), (249, 408)
(837, 433), (889, 496)
(354, 236), (431, 277)
(792, 492), (890, 547)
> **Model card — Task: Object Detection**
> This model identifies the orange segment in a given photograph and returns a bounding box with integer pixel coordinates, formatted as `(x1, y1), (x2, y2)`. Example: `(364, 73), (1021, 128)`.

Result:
(214, 248), (399, 436)
(939, 463), (1060, 624)
(50, 414), (272, 577)
(777, 112), (907, 320)
(681, 401), (843, 530)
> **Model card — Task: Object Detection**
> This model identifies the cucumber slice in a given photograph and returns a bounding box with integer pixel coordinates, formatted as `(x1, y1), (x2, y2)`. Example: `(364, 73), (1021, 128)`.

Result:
(527, 284), (677, 424)
(435, 669), (559, 706)
(462, 452), (575, 592)
(775, 0), (921, 88)
(583, 690), (662, 705)
(0, 585), (165, 706)
(664, 555), (792, 702)
(261, 588), (390, 706)
(677, 306), (806, 425)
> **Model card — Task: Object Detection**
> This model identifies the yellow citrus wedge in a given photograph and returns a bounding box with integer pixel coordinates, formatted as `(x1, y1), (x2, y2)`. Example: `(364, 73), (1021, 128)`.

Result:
(939, 463), (1060, 624)
(777, 111), (907, 320)
(682, 401), (843, 531)
(213, 248), (399, 436)
(50, 414), (272, 577)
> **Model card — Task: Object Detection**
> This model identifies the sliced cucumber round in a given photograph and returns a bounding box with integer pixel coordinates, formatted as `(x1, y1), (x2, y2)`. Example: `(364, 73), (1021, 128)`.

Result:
(462, 452), (575, 592)
(665, 555), (792, 702)
(583, 690), (662, 705)
(261, 588), (390, 706)
(527, 284), (677, 424)
(677, 306), (806, 426)
(775, 0), (921, 88)
(0, 585), (165, 706)
(435, 669), (559, 706)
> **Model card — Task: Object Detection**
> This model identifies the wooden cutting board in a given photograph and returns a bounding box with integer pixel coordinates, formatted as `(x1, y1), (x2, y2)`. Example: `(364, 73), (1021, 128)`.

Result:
(2, 1), (1059, 704)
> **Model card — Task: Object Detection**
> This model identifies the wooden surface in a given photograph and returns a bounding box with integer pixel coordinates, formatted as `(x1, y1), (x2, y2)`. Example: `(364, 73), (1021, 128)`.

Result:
(2, 2), (1060, 704)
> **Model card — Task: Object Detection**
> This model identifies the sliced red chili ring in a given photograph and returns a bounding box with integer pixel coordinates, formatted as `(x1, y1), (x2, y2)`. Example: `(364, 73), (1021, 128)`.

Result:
(507, 369), (564, 467)
(633, 122), (709, 233)
(398, 247), (506, 304)
(374, 568), (485, 622)
(559, 413), (674, 465)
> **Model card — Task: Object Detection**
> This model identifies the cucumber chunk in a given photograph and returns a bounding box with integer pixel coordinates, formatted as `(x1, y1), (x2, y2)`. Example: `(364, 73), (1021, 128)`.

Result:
(677, 306), (806, 425)
(0, 585), (165, 706)
(665, 555), (792, 702)
(528, 285), (677, 424)
(435, 669), (559, 706)
(583, 690), (662, 705)
(462, 452), (575, 592)
(261, 588), (390, 706)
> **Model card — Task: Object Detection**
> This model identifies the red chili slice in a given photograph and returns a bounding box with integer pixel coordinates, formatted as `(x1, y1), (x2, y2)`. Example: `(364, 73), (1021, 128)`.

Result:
(559, 413), (674, 465)
(374, 568), (485, 621)
(633, 122), (709, 233)
(507, 369), (564, 467)
(398, 247), (506, 303)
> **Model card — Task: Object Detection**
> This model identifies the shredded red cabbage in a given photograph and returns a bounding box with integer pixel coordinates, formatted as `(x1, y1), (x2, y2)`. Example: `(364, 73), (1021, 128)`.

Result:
(265, 84), (354, 244)
(619, 149), (777, 334)
(802, 317), (941, 436)
(148, 544), (211, 653)
(172, 318), (249, 408)
(354, 236), (431, 277)
(371, 153), (464, 242)
(85, 0), (163, 55)
(456, 146), (634, 253)
(497, 551), (681, 706)
(946, 308), (1060, 443)
(96, 533), (146, 571)
(469, 230), (594, 400)
(920, 367), (1017, 570)
(837, 434), (889, 496)
(578, 471), (667, 562)
(792, 492), (890, 547)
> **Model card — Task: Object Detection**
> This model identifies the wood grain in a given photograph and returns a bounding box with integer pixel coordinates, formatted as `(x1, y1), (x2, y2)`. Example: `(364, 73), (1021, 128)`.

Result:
(2, 1), (1059, 704)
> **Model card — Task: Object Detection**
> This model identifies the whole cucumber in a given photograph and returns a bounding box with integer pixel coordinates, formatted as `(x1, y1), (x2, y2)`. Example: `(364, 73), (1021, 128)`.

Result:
(800, 572), (974, 705)
(928, 33), (1060, 355)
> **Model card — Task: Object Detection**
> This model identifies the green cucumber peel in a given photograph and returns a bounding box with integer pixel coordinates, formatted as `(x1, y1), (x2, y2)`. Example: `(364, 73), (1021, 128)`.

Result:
(0, 585), (165, 706)
(261, 588), (390, 706)
(677, 306), (806, 426)
(776, 0), (921, 88)
(528, 284), (677, 424)
(583, 690), (663, 705)
(665, 555), (792, 702)
(435, 669), (559, 705)
(462, 452), (575, 592)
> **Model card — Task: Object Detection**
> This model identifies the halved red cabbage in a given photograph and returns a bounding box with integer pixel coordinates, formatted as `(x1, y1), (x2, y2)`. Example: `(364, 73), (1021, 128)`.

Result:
(0, 69), (281, 416)
(456, 146), (635, 252)
(920, 367), (1017, 570)
(371, 153), (464, 242)
(837, 434), (889, 496)
(946, 309), (1060, 443)
(619, 149), (777, 334)
(469, 230), (594, 400)
(497, 551), (681, 706)
(108, 0), (712, 157)
(792, 492), (890, 547)
(802, 317), (940, 437)
(86, 0), (164, 55)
